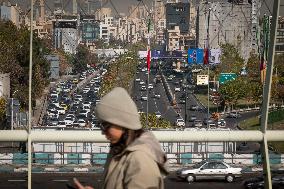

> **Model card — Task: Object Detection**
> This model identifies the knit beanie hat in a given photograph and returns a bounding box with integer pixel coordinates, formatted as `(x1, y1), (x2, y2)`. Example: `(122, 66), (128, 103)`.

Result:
(95, 87), (142, 130)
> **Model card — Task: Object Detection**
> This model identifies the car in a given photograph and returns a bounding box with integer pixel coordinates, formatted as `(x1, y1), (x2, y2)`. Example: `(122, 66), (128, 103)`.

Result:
(135, 78), (141, 82)
(203, 118), (215, 125)
(188, 115), (197, 122)
(83, 87), (90, 93)
(141, 86), (147, 91)
(175, 118), (185, 127)
(190, 105), (200, 111)
(175, 87), (181, 92)
(243, 175), (284, 189)
(148, 84), (154, 89)
(141, 96), (148, 101)
(60, 103), (69, 111)
(64, 117), (75, 126)
(79, 110), (89, 117)
(57, 121), (66, 128)
(154, 93), (161, 98)
(155, 111), (162, 119)
(217, 119), (226, 127)
(176, 161), (242, 183)
(139, 81), (145, 85)
(56, 107), (65, 115)
(78, 119), (86, 127)
(227, 111), (241, 118)
(193, 119), (202, 127)
(48, 117), (59, 127)
(72, 78), (79, 84)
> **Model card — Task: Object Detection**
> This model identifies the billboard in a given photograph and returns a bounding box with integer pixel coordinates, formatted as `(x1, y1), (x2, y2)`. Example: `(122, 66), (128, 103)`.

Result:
(138, 51), (148, 59)
(210, 48), (221, 64)
(219, 73), (237, 84)
(188, 48), (204, 64)
(197, 75), (209, 85)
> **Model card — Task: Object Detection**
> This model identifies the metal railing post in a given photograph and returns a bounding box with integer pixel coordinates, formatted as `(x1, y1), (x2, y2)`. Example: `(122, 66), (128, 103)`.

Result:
(260, 1), (280, 189)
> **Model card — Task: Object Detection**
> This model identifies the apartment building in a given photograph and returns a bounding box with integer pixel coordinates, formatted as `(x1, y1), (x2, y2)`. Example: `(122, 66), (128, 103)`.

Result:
(0, 2), (20, 27)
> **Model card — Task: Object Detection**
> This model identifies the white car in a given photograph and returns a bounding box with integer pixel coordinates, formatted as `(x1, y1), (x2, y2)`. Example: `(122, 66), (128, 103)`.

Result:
(135, 78), (141, 82)
(141, 86), (146, 91)
(175, 87), (181, 92)
(217, 119), (226, 127)
(83, 87), (90, 93)
(176, 161), (242, 183)
(148, 84), (154, 89)
(141, 96), (148, 101)
(78, 119), (86, 127)
(64, 117), (75, 126)
(57, 107), (65, 115)
(155, 111), (162, 119)
(154, 93), (161, 98)
(176, 118), (185, 127)
(139, 81), (145, 85)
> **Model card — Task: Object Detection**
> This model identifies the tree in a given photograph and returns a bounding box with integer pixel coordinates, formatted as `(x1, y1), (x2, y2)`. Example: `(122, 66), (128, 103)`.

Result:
(0, 20), (50, 110)
(72, 44), (93, 73)
(216, 43), (244, 75)
(219, 78), (246, 110)
(0, 98), (6, 121)
(246, 52), (260, 80)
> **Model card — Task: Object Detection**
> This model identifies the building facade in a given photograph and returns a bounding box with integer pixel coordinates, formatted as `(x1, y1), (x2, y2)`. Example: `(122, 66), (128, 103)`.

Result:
(198, 1), (252, 60)
(0, 73), (10, 98)
(0, 2), (20, 27)
(53, 16), (79, 54)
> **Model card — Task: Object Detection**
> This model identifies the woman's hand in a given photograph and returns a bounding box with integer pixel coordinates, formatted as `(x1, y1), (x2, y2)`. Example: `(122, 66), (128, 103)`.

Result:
(73, 178), (94, 189)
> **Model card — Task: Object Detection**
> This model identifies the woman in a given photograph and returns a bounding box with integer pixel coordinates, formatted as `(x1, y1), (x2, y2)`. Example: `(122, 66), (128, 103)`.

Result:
(74, 87), (168, 189)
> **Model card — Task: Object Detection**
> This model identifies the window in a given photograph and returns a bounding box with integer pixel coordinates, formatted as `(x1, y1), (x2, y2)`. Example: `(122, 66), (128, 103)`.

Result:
(215, 162), (227, 169)
(202, 162), (214, 169)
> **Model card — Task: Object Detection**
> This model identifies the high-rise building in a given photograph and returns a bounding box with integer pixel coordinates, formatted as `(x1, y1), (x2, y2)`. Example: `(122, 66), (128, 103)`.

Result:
(165, 2), (190, 34)
(275, 16), (284, 54)
(53, 16), (79, 54)
(95, 7), (111, 21)
(198, 1), (252, 60)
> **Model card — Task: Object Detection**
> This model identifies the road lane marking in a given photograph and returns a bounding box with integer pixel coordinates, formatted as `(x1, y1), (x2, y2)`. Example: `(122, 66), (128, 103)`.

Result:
(53, 179), (69, 182)
(8, 180), (26, 182)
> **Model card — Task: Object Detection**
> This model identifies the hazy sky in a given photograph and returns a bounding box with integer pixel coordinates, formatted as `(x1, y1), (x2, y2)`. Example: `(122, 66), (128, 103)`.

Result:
(6, 0), (284, 16)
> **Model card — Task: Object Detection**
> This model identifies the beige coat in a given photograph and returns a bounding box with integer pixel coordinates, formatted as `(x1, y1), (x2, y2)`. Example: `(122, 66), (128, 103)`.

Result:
(103, 131), (168, 189)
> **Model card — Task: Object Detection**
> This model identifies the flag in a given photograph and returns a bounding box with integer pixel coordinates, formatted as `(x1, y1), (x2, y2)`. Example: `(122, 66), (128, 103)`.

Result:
(147, 49), (151, 71)
(260, 15), (269, 83)
(204, 48), (209, 64)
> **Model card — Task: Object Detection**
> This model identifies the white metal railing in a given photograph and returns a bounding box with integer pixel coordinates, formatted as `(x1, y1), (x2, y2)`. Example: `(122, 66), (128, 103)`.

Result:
(0, 130), (284, 142)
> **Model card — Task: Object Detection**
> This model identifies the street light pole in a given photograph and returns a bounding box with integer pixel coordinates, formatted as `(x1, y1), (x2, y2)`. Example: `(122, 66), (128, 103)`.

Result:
(11, 98), (13, 131)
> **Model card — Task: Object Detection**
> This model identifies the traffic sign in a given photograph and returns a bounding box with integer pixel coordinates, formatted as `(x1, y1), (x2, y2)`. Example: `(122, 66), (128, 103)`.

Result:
(219, 73), (237, 84)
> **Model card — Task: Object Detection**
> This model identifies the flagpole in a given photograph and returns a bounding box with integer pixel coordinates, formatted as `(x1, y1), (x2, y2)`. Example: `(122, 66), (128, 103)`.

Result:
(146, 18), (151, 130)
(206, 3), (211, 129)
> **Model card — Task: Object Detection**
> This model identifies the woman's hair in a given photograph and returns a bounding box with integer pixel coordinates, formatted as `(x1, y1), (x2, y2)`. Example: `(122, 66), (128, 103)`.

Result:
(110, 129), (144, 156)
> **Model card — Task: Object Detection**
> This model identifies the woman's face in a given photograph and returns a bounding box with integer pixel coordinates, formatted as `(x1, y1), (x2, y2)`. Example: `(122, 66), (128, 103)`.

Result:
(101, 123), (124, 144)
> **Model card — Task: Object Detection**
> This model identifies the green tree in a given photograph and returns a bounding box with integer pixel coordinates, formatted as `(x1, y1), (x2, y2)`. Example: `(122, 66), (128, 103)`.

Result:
(246, 52), (260, 81)
(0, 20), (50, 110)
(0, 98), (6, 121)
(216, 43), (244, 75)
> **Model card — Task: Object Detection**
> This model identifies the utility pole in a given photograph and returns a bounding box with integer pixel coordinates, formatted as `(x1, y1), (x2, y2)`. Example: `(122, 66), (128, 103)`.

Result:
(205, 0), (211, 129)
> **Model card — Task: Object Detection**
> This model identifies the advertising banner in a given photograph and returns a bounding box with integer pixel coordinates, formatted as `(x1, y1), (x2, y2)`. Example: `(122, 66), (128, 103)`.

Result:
(210, 48), (221, 64)
(138, 51), (148, 58)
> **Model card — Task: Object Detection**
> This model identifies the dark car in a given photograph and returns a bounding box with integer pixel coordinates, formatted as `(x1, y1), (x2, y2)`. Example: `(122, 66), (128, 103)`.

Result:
(243, 175), (284, 189)
(188, 115), (197, 122)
